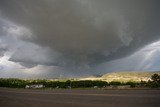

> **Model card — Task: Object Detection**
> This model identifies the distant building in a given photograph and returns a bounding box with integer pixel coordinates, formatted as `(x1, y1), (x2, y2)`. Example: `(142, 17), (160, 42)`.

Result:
(116, 85), (131, 89)
(25, 84), (45, 89)
(105, 85), (131, 89)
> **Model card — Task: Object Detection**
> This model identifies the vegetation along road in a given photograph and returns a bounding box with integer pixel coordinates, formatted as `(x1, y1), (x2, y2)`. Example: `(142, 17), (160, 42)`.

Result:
(0, 88), (159, 107)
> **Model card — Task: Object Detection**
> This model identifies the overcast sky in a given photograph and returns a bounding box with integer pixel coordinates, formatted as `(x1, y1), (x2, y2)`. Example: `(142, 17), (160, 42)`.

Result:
(0, 0), (160, 78)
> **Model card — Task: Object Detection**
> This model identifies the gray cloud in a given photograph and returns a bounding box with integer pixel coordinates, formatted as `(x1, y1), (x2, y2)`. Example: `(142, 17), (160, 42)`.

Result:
(9, 42), (61, 67)
(96, 41), (160, 73)
(0, 46), (7, 57)
(0, 40), (8, 57)
(0, 0), (160, 69)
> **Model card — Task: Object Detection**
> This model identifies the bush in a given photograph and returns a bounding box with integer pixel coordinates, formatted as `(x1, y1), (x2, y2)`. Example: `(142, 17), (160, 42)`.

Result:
(71, 80), (93, 88)
(125, 81), (136, 88)
(93, 81), (108, 87)
(109, 81), (122, 85)
(0, 78), (26, 88)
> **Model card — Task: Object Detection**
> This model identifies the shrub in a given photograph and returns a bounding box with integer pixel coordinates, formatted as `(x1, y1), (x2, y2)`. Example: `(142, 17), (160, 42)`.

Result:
(125, 81), (136, 88)
(109, 81), (122, 85)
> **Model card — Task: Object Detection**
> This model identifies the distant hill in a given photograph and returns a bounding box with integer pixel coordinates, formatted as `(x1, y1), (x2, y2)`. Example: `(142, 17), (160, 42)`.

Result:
(80, 71), (160, 82)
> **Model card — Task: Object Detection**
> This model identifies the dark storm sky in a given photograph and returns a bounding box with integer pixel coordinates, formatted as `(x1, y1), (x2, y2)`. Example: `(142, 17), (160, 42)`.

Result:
(0, 0), (160, 78)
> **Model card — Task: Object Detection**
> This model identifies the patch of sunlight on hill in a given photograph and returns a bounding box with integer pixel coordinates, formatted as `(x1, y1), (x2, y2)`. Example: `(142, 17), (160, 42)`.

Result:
(80, 71), (160, 82)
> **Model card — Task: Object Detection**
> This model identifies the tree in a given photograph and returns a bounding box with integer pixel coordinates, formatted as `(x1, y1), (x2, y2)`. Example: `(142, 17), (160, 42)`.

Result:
(148, 74), (160, 88)
(151, 74), (160, 83)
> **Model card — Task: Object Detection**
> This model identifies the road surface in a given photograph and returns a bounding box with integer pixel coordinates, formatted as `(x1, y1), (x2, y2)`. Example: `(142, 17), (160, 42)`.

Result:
(0, 88), (159, 107)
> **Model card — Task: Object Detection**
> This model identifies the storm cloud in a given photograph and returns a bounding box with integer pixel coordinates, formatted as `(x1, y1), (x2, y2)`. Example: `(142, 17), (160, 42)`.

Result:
(0, 0), (160, 76)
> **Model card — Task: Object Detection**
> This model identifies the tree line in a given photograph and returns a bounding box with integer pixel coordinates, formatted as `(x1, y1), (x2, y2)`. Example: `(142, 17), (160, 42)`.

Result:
(0, 74), (160, 89)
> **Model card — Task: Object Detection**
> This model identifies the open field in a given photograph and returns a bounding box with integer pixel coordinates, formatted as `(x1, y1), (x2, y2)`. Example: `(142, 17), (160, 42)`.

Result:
(0, 88), (159, 107)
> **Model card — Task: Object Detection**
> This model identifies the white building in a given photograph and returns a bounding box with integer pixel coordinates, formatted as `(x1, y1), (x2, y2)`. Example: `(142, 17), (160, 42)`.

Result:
(25, 84), (45, 89)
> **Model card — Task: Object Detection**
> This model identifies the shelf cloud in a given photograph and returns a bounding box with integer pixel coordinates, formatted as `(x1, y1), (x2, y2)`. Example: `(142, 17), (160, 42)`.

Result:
(0, 0), (160, 77)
